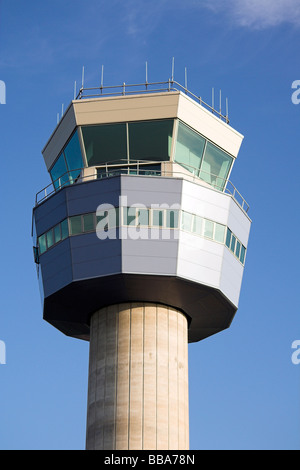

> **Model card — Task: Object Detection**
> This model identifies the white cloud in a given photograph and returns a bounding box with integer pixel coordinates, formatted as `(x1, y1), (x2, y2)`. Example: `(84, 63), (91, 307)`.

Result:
(204, 0), (300, 29)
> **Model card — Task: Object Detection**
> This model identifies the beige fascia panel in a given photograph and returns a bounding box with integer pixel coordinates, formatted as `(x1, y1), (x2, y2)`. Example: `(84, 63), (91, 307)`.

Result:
(177, 93), (244, 158)
(72, 91), (180, 126)
(42, 103), (77, 171)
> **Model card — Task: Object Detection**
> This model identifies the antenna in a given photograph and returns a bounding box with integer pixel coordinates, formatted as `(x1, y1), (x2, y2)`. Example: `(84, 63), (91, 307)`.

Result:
(74, 81), (77, 100)
(61, 103), (64, 118)
(226, 97), (229, 123)
(171, 57), (175, 82)
(145, 61), (148, 84)
(185, 67), (188, 93)
(81, 66), (85, 90)
(101, 65), (104, 91)
(219, 89), (222, 116)
(57, 113), (59, 124)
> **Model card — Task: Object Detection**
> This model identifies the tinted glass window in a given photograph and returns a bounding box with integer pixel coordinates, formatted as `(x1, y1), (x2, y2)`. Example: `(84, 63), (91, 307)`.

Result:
(63, 131), (83, 181)
(181, 211), (192, 231)
(192, 215), (203, 235)
(214, 223), (225, 243)
(129, 120), (173, 162)
(69, 216), (82, 235)
(152, 209), (164, 227)
(230, 234), (236, 253)
(46, 229), (54, 248)
(38, 234), (46, 254)
(123, 207), (136, 226)
(82, 123), (127, 166)
(204, 219), (214, 239)
(50, 154), (69, 189)
(137, 208), (149, 226)
(200, 142), (233, 190)
(166, 210), (179, 228)
(54, 224), (61, 244)
(61, 219), (69, 240)
(225, 228), (232, 248)
(83, 213), (94, 232)
(240, 245), (246, 264)
(175, 122), (205, 174)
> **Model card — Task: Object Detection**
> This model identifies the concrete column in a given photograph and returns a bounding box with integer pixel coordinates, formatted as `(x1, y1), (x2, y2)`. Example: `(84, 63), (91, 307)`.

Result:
(86, 302), (189, 450)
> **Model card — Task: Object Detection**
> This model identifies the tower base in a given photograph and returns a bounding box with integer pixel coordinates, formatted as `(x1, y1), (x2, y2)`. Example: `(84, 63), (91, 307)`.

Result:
(86, 303), (189, 450)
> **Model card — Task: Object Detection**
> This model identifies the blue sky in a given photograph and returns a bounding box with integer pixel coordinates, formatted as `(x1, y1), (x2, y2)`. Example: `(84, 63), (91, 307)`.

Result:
(0, 0), (299, 450)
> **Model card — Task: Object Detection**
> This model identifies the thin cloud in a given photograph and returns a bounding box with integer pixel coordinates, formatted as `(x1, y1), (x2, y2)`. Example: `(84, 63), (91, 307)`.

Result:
(203, 0), (300, 29)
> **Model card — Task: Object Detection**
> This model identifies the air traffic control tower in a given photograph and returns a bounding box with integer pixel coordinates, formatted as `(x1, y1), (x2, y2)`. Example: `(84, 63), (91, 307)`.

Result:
(32, 76), (251, 450)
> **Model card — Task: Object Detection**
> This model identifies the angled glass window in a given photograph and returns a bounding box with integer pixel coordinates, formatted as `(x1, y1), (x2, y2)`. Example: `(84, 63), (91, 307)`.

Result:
(240, 245), (246, 264)
(61, 219), (69, 240)
(181, 211), (192, 231)
(83, 213), (94, 232)
(123, 207), (136, 226)
(230, 234), (236, 253)
(225, 228), (232, 248)
(166, 209), (179, 228)
(38, 234), (46, 254)
(50, 154), (69, 189)
(128, 119), (174, 162)
(199, 142), (233, 191)
(54, 224), (61, 244)
(235, 240), (241, 258)
(63, 131), (83, 182)
(214, 223), (226, 243)
(109, 207), (119, 228)
(192, 215), (203, 235)
(82, 123), (127, 166)
(204, 219), (214, 239)
(69, 216), (82, 235)
(152, 209), (164, 227)
(137, 208), (149, 226)
(175, 122), (205, 175)
(46, 229), (54, 249)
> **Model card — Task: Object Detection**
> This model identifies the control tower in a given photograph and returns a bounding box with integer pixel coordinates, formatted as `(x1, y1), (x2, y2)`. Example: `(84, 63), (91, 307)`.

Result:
(32, 76), (251, 450)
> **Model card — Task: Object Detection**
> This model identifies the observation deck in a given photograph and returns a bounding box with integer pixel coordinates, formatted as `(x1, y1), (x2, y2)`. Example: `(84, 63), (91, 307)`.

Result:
(32, 79), (251, 342)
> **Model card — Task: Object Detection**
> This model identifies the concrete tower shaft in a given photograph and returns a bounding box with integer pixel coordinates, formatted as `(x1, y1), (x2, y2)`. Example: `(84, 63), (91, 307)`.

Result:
(86, 303), (189, 450)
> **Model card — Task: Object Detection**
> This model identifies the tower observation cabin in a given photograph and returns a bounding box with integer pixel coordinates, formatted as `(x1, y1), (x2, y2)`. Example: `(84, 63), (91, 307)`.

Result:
(32, 77), (251, 450)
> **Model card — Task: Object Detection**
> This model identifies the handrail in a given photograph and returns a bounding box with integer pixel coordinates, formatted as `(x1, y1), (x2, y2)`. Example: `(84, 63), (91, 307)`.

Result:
(34, 161), (249, 214)
(74, 79), (230, 124)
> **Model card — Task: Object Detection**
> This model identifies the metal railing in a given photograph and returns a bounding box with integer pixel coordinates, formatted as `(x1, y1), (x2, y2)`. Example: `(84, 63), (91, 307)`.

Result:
(35, 161), (249, 214)
(74, 79), (230, 124)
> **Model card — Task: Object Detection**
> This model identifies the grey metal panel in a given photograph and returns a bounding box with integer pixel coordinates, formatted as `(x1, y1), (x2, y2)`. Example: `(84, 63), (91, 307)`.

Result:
(66, 177), (121, 216)
(33, 189), (68, 236)
(121, 175), (183, 207)
(70, 233), (122, 279)
(121, 238), (178, 275)
(40, 239), (73, 297)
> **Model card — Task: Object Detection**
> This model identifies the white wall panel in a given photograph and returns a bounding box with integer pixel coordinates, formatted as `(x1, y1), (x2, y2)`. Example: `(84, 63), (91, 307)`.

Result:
(181, 180), (231, 225)
(219, 248), (244, 307)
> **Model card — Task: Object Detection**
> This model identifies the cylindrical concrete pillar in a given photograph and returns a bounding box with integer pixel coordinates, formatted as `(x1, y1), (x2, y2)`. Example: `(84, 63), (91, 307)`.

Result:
(86, 302), (189, 450)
